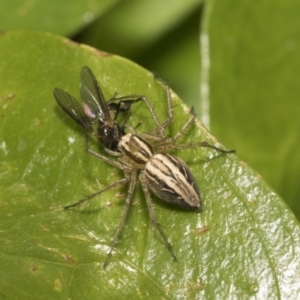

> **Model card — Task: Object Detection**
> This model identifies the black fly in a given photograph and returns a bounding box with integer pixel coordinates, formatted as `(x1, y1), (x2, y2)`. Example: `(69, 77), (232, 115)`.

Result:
(53, 66), (140, 153)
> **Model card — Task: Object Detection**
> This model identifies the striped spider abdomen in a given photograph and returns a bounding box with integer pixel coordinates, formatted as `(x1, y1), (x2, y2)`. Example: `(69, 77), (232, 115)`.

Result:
(118, 133), (201, 210)
(144, 154), (201, 210)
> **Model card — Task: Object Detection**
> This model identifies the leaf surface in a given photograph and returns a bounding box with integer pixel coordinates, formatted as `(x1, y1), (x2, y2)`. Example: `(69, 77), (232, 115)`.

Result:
(0, 31), (300, 299)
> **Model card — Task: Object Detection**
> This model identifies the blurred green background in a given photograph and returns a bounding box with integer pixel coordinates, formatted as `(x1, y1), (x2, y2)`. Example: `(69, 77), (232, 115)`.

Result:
(1, 0), (298, 220)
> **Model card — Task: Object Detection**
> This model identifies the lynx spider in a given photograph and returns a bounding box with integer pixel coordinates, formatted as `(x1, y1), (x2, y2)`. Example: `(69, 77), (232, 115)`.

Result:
(65, 79), (234, 268)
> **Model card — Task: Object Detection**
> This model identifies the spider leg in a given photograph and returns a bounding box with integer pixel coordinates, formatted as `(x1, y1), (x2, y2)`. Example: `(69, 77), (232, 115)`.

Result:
(84, 133), (122, 168)
(64, 177), (129, 209)
(154, 107), (196, 152)
(107, 95), (142, 120)
(139, 171), (177, 261)
(158, 79), (173, 130)
(142, 79), (173, 138)
(64, 135), (128, 209)
(103, 170), (138, 268)
(174, 142), (236, 154)
(171, 107), (196, 143)
(156, 108), (235, 154)
(138, 95), (166, 139)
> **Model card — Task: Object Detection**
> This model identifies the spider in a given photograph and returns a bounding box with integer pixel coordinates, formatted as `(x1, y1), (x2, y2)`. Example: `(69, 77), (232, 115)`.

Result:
(55, 67), (235, 268)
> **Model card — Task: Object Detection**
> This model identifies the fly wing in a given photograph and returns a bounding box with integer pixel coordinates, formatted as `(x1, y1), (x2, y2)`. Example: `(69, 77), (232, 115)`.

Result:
(54, 88), (94, 134)
(80, 66), (111, 123)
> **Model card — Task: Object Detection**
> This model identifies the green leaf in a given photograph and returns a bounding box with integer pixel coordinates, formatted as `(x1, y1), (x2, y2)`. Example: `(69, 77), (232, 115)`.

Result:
(77, 0), (202, 56)
(0, 31), (300, 299)
(75, 0), (203, 110)
(0, 0), (204, 110)
(0, 0), (117, 35)
(203, 0), (300, 218)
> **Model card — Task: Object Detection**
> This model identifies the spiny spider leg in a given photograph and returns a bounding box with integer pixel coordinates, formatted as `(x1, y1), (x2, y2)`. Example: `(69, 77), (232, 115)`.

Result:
(83, 134), (122, 168)
(103, 171), (138, 268)
(173, 142), (236, 154)
(156, 107), (235, 154)
(153, 107), (196, 153)
(108, 94), (163, 137)
(130, 94), (167, 139)
(171, 107), (196, 143)
(107, 95), (142, 120)
(136, 80), (173, 138)
(64, 134), (139, 268)
(64, 178), (128, 209)
(157, 79), (173, 130)
(64, 135), (125, 210)
(109, 80), (174, 139)
(139, 171), (177, 261)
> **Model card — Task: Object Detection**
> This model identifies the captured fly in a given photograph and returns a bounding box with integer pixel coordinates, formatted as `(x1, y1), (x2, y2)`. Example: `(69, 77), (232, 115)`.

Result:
(53, 66), (140, 153)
